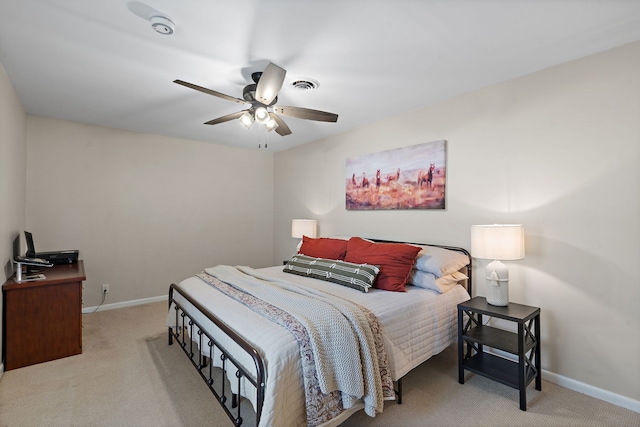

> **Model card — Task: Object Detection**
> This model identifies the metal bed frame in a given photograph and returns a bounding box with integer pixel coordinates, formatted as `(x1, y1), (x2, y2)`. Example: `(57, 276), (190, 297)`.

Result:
(167, 241), (471, 426)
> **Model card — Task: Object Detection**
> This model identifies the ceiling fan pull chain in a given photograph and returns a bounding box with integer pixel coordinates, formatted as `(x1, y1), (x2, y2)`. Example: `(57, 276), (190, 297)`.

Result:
(258, 124), (265, 148)
(264, 126), (268, 149)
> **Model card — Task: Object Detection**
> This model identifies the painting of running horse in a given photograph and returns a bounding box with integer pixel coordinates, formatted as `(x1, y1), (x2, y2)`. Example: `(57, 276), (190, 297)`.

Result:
(346, 140), (446, 210)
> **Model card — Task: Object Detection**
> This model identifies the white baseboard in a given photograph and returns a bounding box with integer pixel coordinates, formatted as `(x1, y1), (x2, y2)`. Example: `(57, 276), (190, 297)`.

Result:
(542, 369), (639, 413)
(0, 362), (4, 380)
(488, 348), (639, 413)
(82, 294), (168, 314)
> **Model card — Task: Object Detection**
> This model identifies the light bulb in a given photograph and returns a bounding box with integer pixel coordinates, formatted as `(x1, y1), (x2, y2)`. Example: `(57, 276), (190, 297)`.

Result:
(264, 117), (279, 132)
(239, 111), (254, 128)
(254, 107), (269, 124)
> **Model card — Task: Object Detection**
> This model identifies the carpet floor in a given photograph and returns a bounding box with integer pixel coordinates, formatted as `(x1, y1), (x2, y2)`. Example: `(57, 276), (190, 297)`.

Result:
(0, 301), (637, 427)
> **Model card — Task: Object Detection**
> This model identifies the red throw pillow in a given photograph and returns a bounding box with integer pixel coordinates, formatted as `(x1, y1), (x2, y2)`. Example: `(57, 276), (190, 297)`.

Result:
(298, 236), (348, 260)
(344, 237), (421, 292)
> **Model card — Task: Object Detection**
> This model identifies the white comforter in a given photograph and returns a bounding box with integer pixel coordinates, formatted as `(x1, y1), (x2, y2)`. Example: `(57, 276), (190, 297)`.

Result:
(167, 265), (469, 427)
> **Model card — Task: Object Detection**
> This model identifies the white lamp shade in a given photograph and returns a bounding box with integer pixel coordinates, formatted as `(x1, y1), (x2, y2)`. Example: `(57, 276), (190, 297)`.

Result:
(291, 219), (317, 238)
(470, 224), (525, 260)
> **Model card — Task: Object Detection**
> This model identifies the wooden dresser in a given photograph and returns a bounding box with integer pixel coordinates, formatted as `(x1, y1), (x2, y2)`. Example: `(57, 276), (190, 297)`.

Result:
(2, 260), (85, 370)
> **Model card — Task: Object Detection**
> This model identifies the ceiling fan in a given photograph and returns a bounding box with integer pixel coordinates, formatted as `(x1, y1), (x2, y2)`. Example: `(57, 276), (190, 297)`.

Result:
(174, 63), (338, 136)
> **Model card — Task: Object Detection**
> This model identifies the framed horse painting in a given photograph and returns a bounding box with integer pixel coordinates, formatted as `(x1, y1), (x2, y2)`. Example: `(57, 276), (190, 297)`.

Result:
(345, 140), (446, 210)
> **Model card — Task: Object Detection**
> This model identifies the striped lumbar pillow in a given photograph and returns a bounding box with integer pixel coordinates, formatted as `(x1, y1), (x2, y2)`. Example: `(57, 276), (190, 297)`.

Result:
(284, 254), (380, 293)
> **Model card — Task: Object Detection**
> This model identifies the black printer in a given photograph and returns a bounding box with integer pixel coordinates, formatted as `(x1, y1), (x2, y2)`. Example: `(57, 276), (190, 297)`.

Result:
(36, 249), (79, 264)
(25, 231), (79, 265)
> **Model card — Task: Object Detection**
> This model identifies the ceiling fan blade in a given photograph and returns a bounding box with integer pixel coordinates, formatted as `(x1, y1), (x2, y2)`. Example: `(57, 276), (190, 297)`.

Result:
(270, 113), (292, 136)
(273, 105), (338, 122)
(204, 110), (246, 125)
(255, 63), (286, 105)
(174, 80), (250, 105)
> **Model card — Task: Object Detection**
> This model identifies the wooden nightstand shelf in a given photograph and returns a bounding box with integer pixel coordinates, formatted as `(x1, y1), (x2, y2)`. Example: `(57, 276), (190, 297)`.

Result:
(458, 296), (541, 410)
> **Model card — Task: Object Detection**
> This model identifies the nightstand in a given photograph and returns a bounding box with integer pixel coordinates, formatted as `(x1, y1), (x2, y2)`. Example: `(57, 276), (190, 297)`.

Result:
(458, 296), (541, 410)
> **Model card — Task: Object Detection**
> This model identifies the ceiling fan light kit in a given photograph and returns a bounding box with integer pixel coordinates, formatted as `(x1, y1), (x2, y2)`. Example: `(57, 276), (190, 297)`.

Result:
(174, 62), (338, 138)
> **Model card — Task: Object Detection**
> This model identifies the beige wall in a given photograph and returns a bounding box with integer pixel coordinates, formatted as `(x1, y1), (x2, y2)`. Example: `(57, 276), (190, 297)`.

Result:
(0, 63), (27, 371)
(26, 118), (274, 308)
(274, 42), (640, 405)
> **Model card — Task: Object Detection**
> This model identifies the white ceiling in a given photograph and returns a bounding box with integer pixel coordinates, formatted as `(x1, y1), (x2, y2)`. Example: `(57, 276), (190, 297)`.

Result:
(1, 1), (640, 152)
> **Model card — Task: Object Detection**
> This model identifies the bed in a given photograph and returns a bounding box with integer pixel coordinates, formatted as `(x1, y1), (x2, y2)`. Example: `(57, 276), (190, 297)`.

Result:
(167, 237), (472, 427)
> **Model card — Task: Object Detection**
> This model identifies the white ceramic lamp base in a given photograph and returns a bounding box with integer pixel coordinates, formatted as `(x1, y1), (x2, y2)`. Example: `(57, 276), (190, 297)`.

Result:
(486, 260), (509, 306)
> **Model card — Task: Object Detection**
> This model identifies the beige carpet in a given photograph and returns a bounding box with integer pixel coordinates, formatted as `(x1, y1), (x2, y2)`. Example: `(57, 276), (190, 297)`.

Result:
(0, 301), (637, 427)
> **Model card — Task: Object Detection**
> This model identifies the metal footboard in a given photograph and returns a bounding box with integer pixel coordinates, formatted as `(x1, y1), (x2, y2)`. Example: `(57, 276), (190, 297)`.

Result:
(168, 284), (266, 427)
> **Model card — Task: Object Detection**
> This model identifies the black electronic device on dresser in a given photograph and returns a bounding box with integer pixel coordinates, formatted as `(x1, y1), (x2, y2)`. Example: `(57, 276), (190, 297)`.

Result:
(25, 231), (79, 265)
(458, 296), (541, 411)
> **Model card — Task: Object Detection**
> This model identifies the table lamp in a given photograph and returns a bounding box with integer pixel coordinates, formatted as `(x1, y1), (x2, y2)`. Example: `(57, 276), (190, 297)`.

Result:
(291, 219), (317, 239)
(470, 224), (525, 306)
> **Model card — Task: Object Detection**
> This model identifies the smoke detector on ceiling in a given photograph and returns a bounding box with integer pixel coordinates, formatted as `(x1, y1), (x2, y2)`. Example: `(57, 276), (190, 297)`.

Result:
(150, 16), (175, 35)
(290, 78), (319, 91)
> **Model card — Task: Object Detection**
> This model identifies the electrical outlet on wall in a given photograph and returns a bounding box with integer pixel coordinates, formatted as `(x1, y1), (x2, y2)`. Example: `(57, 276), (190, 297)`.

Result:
(102, 284), (109, 294)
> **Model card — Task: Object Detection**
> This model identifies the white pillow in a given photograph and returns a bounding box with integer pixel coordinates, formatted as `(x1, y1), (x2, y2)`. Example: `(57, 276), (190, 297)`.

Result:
(410, 270), (468, 293)
(412, 245), (470, 277)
